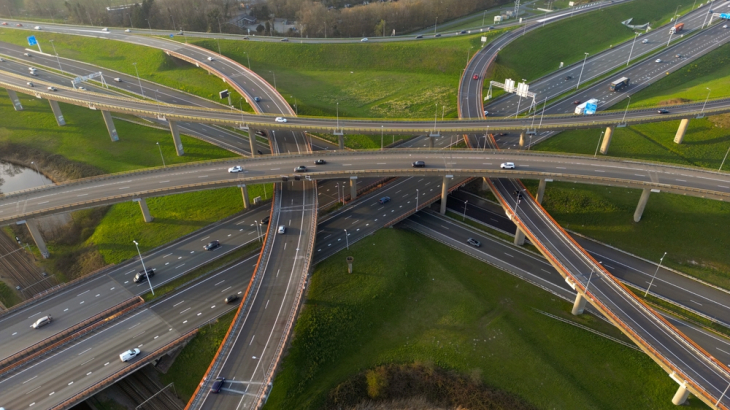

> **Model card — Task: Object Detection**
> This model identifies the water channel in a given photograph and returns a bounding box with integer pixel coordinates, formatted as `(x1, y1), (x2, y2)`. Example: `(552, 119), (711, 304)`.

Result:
(0, 160), (54, 194)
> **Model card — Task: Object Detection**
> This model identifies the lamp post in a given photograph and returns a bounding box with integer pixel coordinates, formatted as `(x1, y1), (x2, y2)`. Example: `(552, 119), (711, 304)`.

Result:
(584, 262), (601, 293)
(667, 5), (680, 47)
(268, 71), (277, 90)
(381, 125), (384, 151)
(335, 183), (341, 203)
(462, 199), (468, 221)
(133, 240), (154, 295)
(145, 18), (152, 32)
(576, 52), (589, 89)
(132, 62), (144, 97)
(344, 229), (349, 250)
(645, 252), (667, 297)
(435, 16), (438, 35)
(30, 161), (46, 185)
(626, 32), (639, 66)
(49, 40), (63, 74)
(156, 142), (166, 167)
(484, 125), (490, 152)
(336, 101), (340, 132)
(700, 87), (711, 117)
(243, 51), (251, 69)
(415, 188), (419, 211)
(594, 130), (604, 158)
(720, 145), (730, 171)
(621, 95), (632, 125)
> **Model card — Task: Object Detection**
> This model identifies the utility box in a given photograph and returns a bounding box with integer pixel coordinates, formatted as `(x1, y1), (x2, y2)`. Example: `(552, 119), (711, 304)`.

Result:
(494, 15), (503, 23)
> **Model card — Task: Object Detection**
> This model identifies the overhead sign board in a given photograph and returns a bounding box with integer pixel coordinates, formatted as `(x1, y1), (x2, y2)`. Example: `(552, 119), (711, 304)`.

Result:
(27, 36), (37, 46)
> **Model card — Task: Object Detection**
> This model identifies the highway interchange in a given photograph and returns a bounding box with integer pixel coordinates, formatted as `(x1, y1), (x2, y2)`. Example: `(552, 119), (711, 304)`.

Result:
(1, 0), (728, 406)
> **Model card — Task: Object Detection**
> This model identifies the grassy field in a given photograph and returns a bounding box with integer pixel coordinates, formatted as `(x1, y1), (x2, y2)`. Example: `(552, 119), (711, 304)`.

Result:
(0, 281), (22, 308)
(264, 228), (706, 410)
(312, 133), (411, 150)
(617, 42), (730, 108)
(488, 0), (690, 83)
(185, 31), (506, 119)
(159, 310), (236, 401)
(0, 28), (250, 110)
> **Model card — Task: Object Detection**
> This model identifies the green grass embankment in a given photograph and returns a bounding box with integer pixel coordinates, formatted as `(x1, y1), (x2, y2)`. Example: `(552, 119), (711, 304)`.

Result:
(312, 133), (411, 150)
(264, 228), (705, 410)
(185, 30), (510, 119)
(0, 28), (250, 110)
(488, 0), (691, 83)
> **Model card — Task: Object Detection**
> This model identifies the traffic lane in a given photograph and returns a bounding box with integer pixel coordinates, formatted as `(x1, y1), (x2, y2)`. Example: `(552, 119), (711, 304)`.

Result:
(4, 150), (730, 223)
(493, 177), (730, 404)
(0, 307), (181, 409)
(0, 276), (133, 361)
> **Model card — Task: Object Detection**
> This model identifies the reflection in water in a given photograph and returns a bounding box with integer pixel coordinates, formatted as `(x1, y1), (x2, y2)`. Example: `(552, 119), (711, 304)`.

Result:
(0, 161), (54, 194)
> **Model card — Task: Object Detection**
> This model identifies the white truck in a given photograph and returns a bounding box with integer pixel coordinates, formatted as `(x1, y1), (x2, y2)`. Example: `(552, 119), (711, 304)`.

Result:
(574, 99), (598, 115)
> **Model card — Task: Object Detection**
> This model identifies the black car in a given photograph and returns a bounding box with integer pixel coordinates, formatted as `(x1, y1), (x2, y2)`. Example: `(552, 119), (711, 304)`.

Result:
(254, 97), (261, 102)
(657, 109), (669, 114)
(255, 130), (267, 137)
(225, 295), (239, 304)
(210, 377), (226, 393)
(314, 159), (326, 165)
(415, 35), (423, 39)
(134, 269), (155, 283)
(565, 75), (573, 80)
(498, 132), (508, 136)
(379, 196), (391, 204)
(262, 216), (270, 225)
(467, 238), (481, 247)
(412, 161), (426, 168)
(435, 33), (442, 37)
(204, 240), (220, 251)
(460, 30), (467, 34)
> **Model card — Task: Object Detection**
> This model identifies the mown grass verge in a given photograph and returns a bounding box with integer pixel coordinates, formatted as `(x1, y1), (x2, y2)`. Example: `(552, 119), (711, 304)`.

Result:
(264, 228), (706, 410)
(0, 28), (250, 110)
(312, 132), (412, 150)
(0, 280), (22, 308)
(159, 309), (236, 401)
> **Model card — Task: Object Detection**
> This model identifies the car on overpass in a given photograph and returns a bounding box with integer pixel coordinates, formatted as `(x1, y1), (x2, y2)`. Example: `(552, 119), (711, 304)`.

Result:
(314, 159), (326, 165)
(412, 161), (426, 168)
(228, 165), (243, 173)
(379, 196), (391, 204)
(211, 377), (226, 393)
(275, 117), (288, 123)
(472, 74), (479, 80)
(294, 165), (307, 172)
(500, 162), (516, 169)
(119, 348), (140, 362)
(467, 238), (481, 247)
(31, 315), (52, 329)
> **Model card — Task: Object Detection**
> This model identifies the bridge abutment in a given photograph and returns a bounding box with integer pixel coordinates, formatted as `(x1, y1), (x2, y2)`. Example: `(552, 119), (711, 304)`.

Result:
(674, 119), (689, 144)
(671, 384), (689, 405)
(571, 293), (587, 315)
(168, 120), (184, 156)
(600, 126), (614, 154)
(20, 219), (49, 259)
(633, 188), (651, 222)
(48, 100), (65, 126)
(349, 177), (357, 201)
(101, 110), (119, 141)
(134, 198), (153, 223)
(7, 89), (23, 111)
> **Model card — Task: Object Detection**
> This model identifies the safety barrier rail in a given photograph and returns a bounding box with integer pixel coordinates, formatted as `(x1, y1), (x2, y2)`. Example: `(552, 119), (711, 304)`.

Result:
(48, 328), (198, 410)
(0, 296), (143, 377)
(184, 187), (279, 410)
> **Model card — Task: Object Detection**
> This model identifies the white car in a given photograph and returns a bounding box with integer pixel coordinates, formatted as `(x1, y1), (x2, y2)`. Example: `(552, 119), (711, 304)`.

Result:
(655, 59), (662, 63)
(500, 162), (515, 169)
(26, 81), (34, 87)
(275, 117), (287, 123)
(34, 26), (41, 30)
(228, 165), (243, 173)
(78, 86), (86, 90)
(119, 348), (141, 362)
(207, 56), (214, 61)
(278, 225), (286, 234)
(102, 27), (109, 31)
(724, 25), (728, 29)
(361, 37), (369, 42)
(483, 110), (489, 116)
(113, 77), (122, 82)
(47, 86), (57, 91)
(642, 39), (649, 44)
(125, 28), (131, 33)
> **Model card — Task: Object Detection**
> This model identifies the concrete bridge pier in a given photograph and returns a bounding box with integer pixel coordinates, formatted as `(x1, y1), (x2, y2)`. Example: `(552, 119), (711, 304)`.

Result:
(439, 175), (452, 215)
(337, 133), (345, 150)
(240, 184), (250, 209)
(536, 178), (548, 204)
(633, 188), (652, 222)
(48, 100), (65, 126)
(600, 126), (614, 154)
(514, 228), (526, 246)
(481, 177), (489, 192)
(101, 111), (119, 141)
(519, 132), (525, 148)
(674, 119), (689, 144)
(249, 131), (260, 157)
(428, 136), (435, 148)
(349, 177), (358, 201)
(168, 120), (184, 156)
(19, 219), (49, 259)
(671, 384), (689, 405)
(134, 198), (153, 223)
(7, 89), (23, 111)
(571, 292), (587, 316)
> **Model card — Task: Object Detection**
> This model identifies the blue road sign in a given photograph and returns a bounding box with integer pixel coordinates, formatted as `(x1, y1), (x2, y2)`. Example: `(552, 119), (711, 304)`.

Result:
(27, 35), (38, 46)
(169, 34), (174, 38)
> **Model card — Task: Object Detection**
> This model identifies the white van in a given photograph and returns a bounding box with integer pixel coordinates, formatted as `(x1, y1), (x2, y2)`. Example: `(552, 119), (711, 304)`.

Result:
(119, 348), (141, 362)
(31, 315), (52, 329)
(278, 225), (286, 234)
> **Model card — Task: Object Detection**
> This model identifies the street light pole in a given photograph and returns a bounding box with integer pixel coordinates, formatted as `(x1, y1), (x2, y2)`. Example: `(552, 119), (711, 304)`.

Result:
(626, 33), (639, 66)
(49, 40), (63, 74)
(344, 229), (349, 250)
(645, 252), (667, 297)
(700, 87), (711, 117)
(132, 62), (144, 97)
(621, 95), (631, 125)
(415, 189), (419, 211)
(156, 142), (166, 167)
(381, 125), (384, 151)
(462, 200), (468, 221)
(594, 131), (604, 158)
(133, 240), (154, 296)
(576, 52), (589, 89)
(336, 102), (340, 132)
(667, 5), (680, 47)
(719, 145), (730, 171)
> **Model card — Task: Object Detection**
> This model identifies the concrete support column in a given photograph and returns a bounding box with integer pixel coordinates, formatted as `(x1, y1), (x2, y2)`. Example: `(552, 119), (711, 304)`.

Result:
(671, 385), (689, 405)
(600, 126), (614, 155)
(571, 293), (587, 316)
(519, 132), (525, 147)
(168, 120), (184, 156)
(536, 178), (547, 204)
(349, 177), (357, 201)
(48, 100), (65, 126)
(101, 110), (119, 141)
(428, 136), (435, 148)
(338, 134), (344, 150)
(7, 89), (23, 111)
(674, 119), (689, 144)
(249, 131), (258, 157)
(633, 188), (651, 223)
(240, 185), (250, 209)
(439, 175), (452, 215)
(23, 219), (49, 259)
(134, 198), (153, 223)
(481, 177), (489, 192)
(514, 227), (526, 246)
